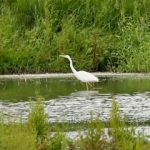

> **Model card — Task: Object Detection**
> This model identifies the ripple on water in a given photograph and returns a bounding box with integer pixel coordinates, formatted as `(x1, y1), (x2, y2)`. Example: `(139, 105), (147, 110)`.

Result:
(0, 91), (150, 123)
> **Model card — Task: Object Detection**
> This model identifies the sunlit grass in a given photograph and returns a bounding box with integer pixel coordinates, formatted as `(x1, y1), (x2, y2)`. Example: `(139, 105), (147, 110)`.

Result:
(0, 123), (36, 150)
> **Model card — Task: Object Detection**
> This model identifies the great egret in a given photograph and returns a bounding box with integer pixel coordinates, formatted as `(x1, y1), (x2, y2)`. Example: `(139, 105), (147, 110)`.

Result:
(59, 55), (99, 90)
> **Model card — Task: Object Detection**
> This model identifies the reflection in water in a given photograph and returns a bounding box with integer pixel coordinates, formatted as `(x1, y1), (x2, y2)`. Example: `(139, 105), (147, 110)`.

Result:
(0, 77), (150, 102)
(0, 91), (150, 123)
(70, 90), (100, 97)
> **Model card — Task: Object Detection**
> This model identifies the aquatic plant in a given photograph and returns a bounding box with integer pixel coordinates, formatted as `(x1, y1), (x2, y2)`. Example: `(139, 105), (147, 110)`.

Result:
(0, 98), (150, 149)
(28, 98), (49, 145)
(75, 99), (149, 150)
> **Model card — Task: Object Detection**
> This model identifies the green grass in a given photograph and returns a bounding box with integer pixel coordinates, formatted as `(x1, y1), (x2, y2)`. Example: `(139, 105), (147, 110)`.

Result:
(0, 0), (150, 73)
(0, 99), (150, 150)
(0, 123), (36, 150)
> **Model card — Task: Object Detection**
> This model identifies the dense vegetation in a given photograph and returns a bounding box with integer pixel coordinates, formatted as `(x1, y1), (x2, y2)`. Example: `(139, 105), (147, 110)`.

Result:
(0, 0), (150, 74)
(0, 99), (150, 150)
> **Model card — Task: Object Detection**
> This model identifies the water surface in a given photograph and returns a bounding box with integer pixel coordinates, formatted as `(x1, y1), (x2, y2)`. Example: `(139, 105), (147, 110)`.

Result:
(0, 77), (150, 102)
(0, 77), (150, 123)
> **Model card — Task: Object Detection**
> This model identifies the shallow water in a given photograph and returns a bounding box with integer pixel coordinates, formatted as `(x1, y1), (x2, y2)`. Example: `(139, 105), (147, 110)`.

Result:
(0, 91), (150, 123)
(58, 126), (150, 140)
(0, 77), (150, 123)
(0, 77), (150, 102)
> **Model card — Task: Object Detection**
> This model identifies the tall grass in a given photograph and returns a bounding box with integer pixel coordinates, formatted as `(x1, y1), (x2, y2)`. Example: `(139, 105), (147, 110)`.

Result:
(14, 0), (45, 28)
(0, 114), (36, 150)
(28, 99), (48, 140)
(0, 99), (150, 149)
(75, 99), (149, 150)
(0, 0), (150, 73)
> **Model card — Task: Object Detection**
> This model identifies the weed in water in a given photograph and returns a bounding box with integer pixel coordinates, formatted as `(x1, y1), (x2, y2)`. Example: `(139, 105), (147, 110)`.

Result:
(28, 98), (49, 149)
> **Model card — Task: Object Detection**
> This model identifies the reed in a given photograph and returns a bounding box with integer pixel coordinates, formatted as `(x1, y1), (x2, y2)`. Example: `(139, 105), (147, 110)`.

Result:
(0, 0), (150, 73)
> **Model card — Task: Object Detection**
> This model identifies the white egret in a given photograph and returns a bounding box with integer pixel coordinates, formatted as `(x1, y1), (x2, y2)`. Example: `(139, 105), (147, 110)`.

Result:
(59, 55), (99, 90)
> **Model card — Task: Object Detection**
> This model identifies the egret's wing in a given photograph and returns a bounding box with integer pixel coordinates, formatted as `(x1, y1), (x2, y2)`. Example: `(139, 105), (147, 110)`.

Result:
(76, 71), (99, 82)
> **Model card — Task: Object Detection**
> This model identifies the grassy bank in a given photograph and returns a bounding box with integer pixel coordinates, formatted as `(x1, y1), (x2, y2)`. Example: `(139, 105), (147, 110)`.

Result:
(0, 99), (150, 150)
(0, 0), (150, 74)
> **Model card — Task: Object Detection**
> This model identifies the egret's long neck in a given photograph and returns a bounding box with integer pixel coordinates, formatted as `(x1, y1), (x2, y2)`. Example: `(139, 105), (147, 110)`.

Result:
(67, 57), (77, 74)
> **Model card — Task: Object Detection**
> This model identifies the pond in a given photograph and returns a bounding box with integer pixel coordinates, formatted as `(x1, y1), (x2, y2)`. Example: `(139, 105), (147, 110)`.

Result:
(0, 77), (150, 102)
(0, 76), (150, 124)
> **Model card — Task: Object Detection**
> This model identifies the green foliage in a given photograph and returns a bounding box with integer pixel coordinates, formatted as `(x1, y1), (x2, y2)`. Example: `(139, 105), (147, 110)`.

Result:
(109, 99), (144, 150)
(28, 98), (48, 139)
(0, 123), (36, 150)
(76, 99), (149, 150)
(48, 132), (72, 150)
(79, 118), (106, 150)
(0, 0), (150, 73)
(0, 99), (150, 149)
(14, 0), (45, 28)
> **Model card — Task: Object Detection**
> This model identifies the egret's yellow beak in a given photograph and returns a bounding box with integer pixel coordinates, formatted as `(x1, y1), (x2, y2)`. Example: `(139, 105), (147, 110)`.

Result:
(59, 55), (66, 58)
(59, 55), (64, 57)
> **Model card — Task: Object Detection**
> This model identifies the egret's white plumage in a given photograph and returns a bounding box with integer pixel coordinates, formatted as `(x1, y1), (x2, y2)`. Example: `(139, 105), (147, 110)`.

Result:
(59, 55), (99, 83)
